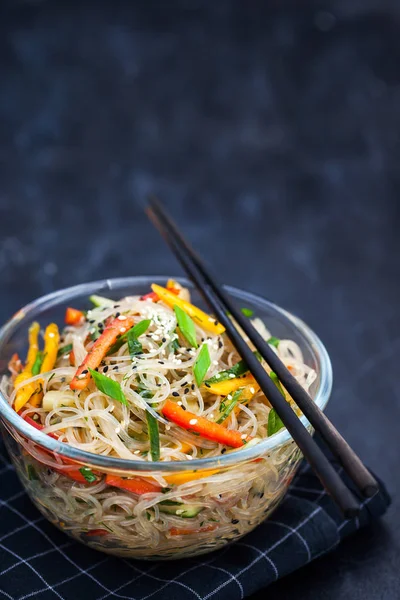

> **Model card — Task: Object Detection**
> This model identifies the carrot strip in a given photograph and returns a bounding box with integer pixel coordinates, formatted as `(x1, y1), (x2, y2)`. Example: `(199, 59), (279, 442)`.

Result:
(105, 474), (161, 495)
(70, 316), (136, 390)
(169, 525), (216, 536)
(162, 400), (247, 448)
(65, 307), (84, 326)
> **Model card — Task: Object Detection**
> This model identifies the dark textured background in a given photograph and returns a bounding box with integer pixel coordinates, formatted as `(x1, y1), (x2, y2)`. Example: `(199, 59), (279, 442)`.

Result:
(0, 1), (399, 598)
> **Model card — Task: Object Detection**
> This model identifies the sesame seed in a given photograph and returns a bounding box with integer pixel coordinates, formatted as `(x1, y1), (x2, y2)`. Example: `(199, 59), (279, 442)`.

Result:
(216, 373), (221, 379)
(113, 366), (119, 371)
(241, 434), (247, 439)
(191, 384), (195, 390)
(113, 304), (120, 309)
(221, 448), (226, 454)
(212, 360), (218, 366)
(48, 332), (55, 338)
(177, 401), (182, 406)
(214, 320), (219, 326)
(119, 327), (126, 333)
(181, 406), (186, 411)
(229, 374), (235, 379)
(227, 395), (232, 400)
(89, 319), (95, 324)
(77, 374), (86, 379)
(162, 337), (166, 343)
(218, 341), (223, 349)
(165, 424), (171, 430)
(172, 392), (179, 397)
(115, 427), (121, 434)
(186, 455), (193, 461)
(158, 361), (165, 365)
(189, 418), (197, 425)
(115, 312), (120, 317)
(231, 519), (239, 524)
(250, 387), (255, 394)
(103, 366), (109, 373)
(134, 449), (141, 455)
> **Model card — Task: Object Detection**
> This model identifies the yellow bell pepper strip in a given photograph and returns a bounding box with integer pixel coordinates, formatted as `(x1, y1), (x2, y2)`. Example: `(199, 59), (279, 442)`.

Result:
(151, 284), (225, 335)
(204, 373), (256, 396)
(162, 399), (248, 448)
(164, 468), (221, 486)
(29, 323), (60, 408)
(14, 322), (41, 412)
(70, 316), (136, 390)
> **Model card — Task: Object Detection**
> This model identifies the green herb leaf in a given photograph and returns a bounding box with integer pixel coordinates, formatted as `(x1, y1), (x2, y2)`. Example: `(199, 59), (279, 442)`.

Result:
(193, 344), (211, 386)
(79, 467), (97, 483)
(57, 343), (73, 358)
(31, 352), (44, 376)
(89, 368), (129, 406)
(216, 389), (243, 423)
(267, 408), (284, 436)
(270, 371), (285, 397)
(127, 330), (143, 357)
(174, 305), (198, 348)
(205, 351), (262, 384)
(27, 464), (38, 481)
(267, 336), (280, 348)
(240, 307), (254, 317)
(170, 337), (180, 352)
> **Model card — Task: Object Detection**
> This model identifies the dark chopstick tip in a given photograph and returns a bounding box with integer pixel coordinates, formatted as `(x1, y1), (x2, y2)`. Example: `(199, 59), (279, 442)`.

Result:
(363, 484), (380, 498)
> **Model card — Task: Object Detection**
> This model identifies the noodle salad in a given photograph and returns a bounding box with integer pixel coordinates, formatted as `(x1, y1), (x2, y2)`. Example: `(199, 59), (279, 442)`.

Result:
(1, 280), (317, 558)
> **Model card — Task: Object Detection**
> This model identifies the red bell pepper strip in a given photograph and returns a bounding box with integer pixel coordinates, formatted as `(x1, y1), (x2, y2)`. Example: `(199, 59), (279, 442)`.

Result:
(65, 307), (85, 326)
(162, 400), (248, 448)
(70, 316), (136, 390)
(105, 474), (161, 495)
(22, 414), (99, 484)
(86, 529), (109, 537)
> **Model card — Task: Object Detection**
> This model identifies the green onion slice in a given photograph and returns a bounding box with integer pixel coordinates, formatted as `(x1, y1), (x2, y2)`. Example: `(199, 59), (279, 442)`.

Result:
(174, 305), (198, 348)
(193, 344), (211, 386)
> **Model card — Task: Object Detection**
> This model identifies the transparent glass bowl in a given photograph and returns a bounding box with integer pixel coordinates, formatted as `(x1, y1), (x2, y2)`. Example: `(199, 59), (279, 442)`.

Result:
(0, 277), (332, 559)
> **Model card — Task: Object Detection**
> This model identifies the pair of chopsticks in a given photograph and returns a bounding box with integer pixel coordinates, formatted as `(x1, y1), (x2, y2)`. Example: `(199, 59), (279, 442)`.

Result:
(145, 197), (379, 517)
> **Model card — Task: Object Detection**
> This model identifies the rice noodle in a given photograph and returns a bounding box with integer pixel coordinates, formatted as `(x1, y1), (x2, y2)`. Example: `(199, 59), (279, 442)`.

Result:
(2, 285), (316, 558)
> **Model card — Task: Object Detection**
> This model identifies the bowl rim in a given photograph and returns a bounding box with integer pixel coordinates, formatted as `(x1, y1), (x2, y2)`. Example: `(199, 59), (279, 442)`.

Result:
(0, 276), (333, 472)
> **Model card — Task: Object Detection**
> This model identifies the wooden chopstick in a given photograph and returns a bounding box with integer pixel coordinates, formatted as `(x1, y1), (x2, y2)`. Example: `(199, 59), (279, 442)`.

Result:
(148, 197), (379, 500)
(146, 199), (362, 518)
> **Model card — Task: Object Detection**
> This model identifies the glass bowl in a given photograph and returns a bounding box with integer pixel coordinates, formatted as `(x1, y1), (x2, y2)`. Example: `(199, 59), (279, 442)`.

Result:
(0, 277), (332, 559)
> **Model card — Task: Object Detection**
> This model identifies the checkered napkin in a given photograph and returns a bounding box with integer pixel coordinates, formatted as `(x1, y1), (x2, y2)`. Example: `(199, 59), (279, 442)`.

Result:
(0, 435), (390, 600)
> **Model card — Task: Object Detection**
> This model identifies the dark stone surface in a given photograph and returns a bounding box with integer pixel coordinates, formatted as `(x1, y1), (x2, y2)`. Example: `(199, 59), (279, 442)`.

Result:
(0, 1), (399, 598)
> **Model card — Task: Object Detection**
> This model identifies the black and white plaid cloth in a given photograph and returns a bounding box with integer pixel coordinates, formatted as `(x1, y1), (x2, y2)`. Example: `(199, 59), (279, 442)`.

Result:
(0, 435), (390, 600)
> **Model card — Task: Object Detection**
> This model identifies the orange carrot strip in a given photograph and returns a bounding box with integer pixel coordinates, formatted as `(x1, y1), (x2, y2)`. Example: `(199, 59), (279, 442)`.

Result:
(70, 316), (136, 390)
(162, 400), (247, 448)
(169, 525), (216, 536)
(65, 307), (85, 326)
(105, 474), (161, 495)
